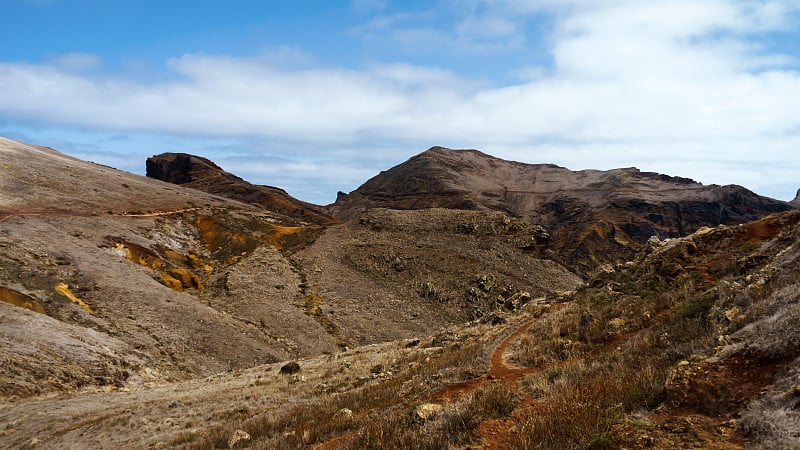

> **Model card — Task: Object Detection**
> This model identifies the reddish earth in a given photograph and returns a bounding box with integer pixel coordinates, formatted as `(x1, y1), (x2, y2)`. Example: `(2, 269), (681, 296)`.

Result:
(431, 316), (544, 449)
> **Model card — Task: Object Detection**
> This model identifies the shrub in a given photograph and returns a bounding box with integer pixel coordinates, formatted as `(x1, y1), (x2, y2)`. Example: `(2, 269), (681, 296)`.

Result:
(470, 382), (517, 419)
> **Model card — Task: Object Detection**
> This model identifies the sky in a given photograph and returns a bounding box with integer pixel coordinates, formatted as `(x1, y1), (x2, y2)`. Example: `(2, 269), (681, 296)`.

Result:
(1, 0), (799, 204)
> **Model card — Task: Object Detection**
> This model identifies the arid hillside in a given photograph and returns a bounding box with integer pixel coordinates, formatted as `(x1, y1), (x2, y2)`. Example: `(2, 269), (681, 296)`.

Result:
(0, 137), (339, 397)
(3, 208), (797, 449)
(2, 137), (798, 449)
(0, 138), (579, 398)
(333, 147), (793, 275)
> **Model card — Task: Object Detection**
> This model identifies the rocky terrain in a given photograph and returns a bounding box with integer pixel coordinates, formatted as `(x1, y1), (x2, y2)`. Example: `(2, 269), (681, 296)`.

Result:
(0, 138), (337, 395)
(146, 153), (336, 226)
(333, 147), (793, 275)
(1, 137), (799, 449)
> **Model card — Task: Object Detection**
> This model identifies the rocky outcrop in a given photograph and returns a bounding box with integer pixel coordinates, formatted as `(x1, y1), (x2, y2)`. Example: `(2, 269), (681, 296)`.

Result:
(333, 147), (793, 275)
(228, 430), (251, 449)
(146, 153), (336, 225)
(792, 188), (800, 207)
(413, 403), (444, 421)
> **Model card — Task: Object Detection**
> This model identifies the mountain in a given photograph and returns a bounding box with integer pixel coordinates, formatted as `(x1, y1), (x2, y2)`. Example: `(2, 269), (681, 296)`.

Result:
(146, 152), (336, 225)
(333, 146), (794, 275)
(792, 188), (800, 206)
(0, 137), (341, 397)
(0, 139), (579, 397)
(3, 137), (799, 449)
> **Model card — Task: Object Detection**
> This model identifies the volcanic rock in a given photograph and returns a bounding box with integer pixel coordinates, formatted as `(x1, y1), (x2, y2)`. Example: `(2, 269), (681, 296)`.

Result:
(146, 152), (335, 225)
(279, 362), (301, 375)
(333, 147), (793, 275)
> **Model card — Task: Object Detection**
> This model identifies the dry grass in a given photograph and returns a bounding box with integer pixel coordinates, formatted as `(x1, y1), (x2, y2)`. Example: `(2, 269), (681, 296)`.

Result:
(507, 223), (800, 448)
(181, 327), (494, 449)
(182, 218), (800, 450)
(343, 381), (517, 449)
(514, 355), (669, 449)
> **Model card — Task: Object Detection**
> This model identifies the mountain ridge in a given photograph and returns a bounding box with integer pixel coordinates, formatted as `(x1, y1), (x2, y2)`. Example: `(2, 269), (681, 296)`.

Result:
(2, 137), (800, 448)
(146, 152), (336, 225)
(332, 146), (793, 274)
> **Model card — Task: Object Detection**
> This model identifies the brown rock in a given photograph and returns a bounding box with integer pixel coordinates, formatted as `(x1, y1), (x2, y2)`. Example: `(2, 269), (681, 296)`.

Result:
(146, 153), (335, 225)
(332, 147), (792, 275)
(228, 429), (250, 449)
(279, 362), (301, 375)
(413, 403), (444, 421)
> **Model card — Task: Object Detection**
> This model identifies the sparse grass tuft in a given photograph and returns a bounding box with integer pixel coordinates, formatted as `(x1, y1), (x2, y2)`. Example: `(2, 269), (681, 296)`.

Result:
(470, 382), (518, 419)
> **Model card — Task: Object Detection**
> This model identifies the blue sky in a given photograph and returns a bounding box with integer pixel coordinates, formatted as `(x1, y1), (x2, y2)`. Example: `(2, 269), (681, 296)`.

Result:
(1, 0), (799, 204)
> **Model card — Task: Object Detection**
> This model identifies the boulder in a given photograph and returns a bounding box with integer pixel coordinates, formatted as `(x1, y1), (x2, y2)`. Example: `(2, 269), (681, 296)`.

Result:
(333, 408), (353, 420)
(228, 429), (250, 449)
(413, 403), (444, 421)
(279, 362), (300, 375)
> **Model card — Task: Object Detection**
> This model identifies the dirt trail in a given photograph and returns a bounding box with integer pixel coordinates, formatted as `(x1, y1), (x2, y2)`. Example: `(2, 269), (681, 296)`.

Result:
(434, 303), (677, 449)
(0, 206), (200, 222)
(116, 207), (200, 217)
(0, 207), (82, 222)
(433, 316), (538, 402)
(429, 309), (557, 449)
(475, 318), (540, 449)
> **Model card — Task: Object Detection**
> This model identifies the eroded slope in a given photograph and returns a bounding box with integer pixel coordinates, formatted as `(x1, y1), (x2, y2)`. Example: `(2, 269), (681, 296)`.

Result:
(333, 147), (793, 275)
(0, 138), (337, 396)
(293, 207), (580, 347)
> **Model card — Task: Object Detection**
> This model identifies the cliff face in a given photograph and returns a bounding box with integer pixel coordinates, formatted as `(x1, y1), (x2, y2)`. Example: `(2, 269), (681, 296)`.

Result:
(145, 152), (222, 184)
(146, 153), (336, 225)
(333, 147), (794, 275)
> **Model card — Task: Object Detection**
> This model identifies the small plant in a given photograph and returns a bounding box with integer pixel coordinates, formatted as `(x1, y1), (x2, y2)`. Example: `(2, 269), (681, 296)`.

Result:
(470, 382), (517, 419)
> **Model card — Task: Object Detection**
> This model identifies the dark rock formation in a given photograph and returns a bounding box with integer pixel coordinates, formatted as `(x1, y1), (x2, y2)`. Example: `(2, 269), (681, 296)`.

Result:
(145, 153), (220, 184)
(279, 361), (300, 375)
(146, 153), (336, 225)
(333, 147), (793, 275)
(792, 188), (800, 207)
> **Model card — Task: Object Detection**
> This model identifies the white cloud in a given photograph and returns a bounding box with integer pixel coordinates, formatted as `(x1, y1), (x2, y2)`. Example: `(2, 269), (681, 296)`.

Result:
(1, 0), (800, 202)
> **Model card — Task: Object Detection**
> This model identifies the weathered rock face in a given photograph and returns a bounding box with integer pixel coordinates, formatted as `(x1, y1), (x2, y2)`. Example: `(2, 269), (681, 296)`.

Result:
(1, 139), (336, 397)
(145, 152), (219, 184)
(792, 188), (800, 207)
(146, 153), (336, 225)
(333, 147), (794, 275)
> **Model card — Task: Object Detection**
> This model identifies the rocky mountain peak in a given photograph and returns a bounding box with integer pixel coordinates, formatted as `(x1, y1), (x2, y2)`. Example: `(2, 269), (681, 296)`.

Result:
(146, 152), (225, 185)
(332, 146), (793, 275)
(146, 152), (336, 225)
(792, 188), (800, 206)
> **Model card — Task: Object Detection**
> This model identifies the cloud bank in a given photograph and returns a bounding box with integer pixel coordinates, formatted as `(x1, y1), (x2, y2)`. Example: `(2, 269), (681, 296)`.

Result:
(1, 0), (799, 203)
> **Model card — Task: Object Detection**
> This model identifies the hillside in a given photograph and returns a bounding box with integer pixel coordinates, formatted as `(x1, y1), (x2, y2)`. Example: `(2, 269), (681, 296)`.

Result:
(333, 147), (793, 275)
(0, 137), (339, 396)
(3, 208), (798, 449)
(2, 138), (799, 449)
(0, 139), (579, 398)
